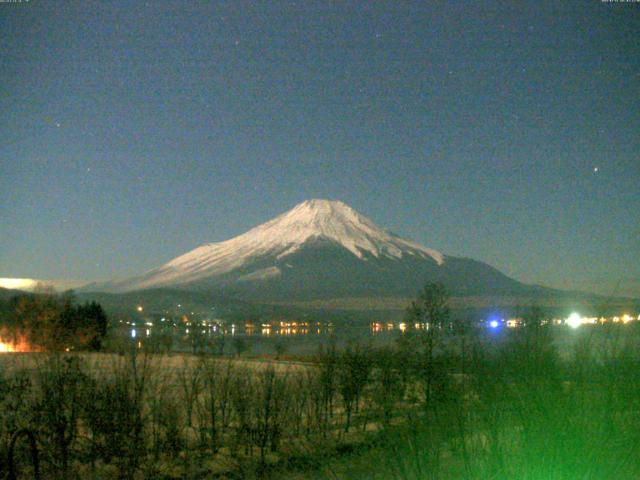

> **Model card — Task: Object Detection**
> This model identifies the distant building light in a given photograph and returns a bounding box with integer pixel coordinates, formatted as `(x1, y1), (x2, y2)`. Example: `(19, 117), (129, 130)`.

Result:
(567, 313), (582, 329)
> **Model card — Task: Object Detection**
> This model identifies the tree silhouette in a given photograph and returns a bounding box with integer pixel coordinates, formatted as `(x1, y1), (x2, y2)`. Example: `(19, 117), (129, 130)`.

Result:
(3, 292), (108, 351)
(405, 282), (451, 408)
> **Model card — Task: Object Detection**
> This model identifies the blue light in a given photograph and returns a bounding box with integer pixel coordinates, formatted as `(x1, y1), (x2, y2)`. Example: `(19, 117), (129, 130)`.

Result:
(489, 320), (499, 329)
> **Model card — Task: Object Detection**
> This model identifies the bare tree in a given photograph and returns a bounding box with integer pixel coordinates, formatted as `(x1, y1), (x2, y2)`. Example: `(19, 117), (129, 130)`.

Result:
(199, 359), (235, 453)
(177, 358), (203, 428)
(405, 282), (450, 409)
(371, 346), (405, 426)
(316, 344), (338, 432)
(34, 355), (87, 478)
(252, 366), (290, 466)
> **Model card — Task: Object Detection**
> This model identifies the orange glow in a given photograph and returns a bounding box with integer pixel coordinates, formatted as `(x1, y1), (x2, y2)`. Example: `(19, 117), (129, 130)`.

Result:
(0, 335), (33, 353)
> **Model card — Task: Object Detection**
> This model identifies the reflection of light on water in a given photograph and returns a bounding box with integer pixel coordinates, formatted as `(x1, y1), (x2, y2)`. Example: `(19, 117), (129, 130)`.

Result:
(129, 311), (640, 346)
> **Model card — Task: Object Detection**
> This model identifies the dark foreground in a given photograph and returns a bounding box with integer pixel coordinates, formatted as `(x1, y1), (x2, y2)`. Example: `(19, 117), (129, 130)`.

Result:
(1, 324), (640, 479)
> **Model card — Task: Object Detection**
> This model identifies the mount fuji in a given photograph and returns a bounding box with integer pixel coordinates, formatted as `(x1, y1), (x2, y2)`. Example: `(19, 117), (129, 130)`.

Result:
(89, 199), (547, 300)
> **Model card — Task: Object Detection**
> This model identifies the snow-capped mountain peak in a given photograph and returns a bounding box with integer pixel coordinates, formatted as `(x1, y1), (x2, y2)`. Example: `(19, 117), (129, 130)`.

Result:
(244, 199), (443, 262)
(102, 199), (444, 291)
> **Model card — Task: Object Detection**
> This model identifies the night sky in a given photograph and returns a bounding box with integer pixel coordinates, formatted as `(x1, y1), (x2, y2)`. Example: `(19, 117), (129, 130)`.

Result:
(1, 1), (639, 297)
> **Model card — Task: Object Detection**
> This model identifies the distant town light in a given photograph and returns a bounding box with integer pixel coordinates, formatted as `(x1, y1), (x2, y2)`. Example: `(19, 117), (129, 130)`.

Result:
(567, 312), (582, 329)
(489, 320), (499, 329)
(136, 305), (143, 312)
(131, 329), (137, 338)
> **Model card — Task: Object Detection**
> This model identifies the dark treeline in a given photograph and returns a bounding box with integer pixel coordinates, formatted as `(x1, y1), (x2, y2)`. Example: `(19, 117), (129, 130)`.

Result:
(0, 290), (108, 351)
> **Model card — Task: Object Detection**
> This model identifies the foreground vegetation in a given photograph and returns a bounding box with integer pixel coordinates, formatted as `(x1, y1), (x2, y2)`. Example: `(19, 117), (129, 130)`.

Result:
(0, 324), (639, 478)
(0, 285), (639, 479)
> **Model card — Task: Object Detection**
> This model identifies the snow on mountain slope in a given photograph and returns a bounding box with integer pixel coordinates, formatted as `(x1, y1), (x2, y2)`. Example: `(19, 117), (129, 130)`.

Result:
(114, 199), (444, 291)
